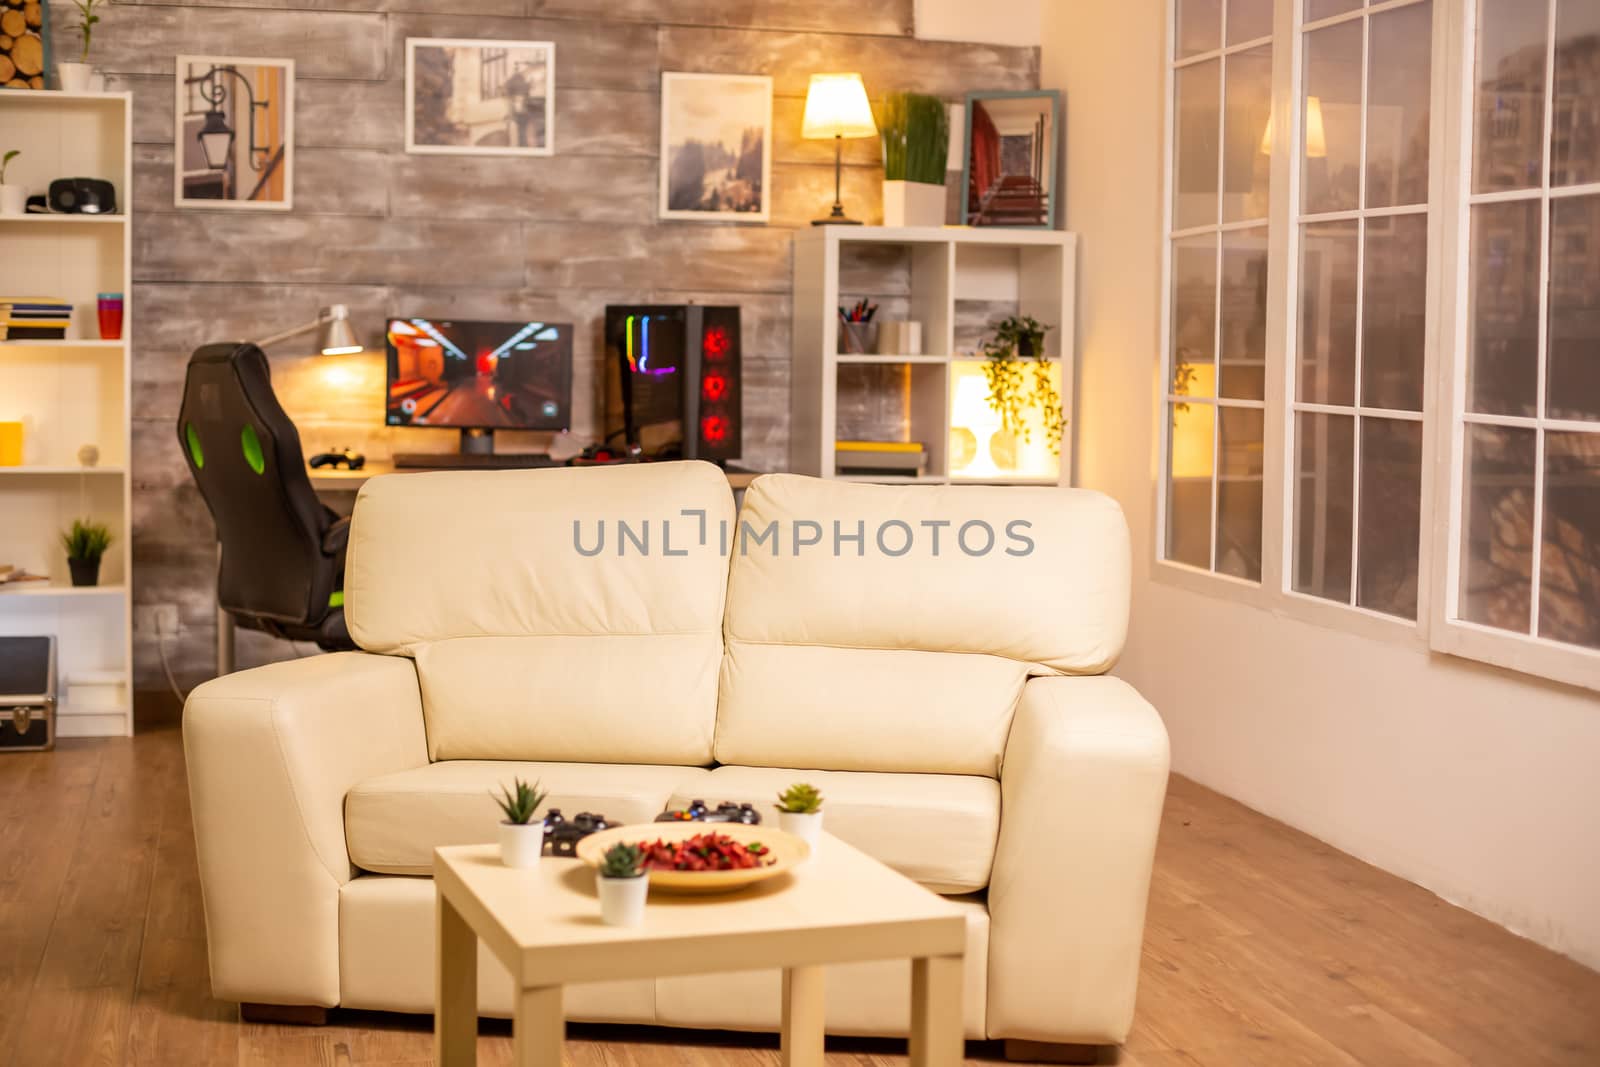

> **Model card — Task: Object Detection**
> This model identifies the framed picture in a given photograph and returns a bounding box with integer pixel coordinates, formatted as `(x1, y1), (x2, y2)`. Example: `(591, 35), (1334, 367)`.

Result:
(960, 90), (1061, 229)
(406, 38), (554, 156)
(659, 72), (772, 223)
(0, 0), (50, 90)
(174, 56), (295, 210)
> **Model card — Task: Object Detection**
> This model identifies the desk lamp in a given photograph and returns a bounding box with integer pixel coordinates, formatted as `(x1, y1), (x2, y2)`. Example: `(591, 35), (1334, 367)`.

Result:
(253, 304), (364, 355)
(802, 73), (877, 225)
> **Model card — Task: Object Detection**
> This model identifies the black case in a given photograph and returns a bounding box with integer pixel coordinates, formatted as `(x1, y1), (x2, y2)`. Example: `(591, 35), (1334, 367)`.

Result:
(0, 636), (56, 752)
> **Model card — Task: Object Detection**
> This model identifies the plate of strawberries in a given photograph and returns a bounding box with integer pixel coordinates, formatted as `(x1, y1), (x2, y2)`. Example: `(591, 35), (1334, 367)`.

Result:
(576, 823), (811, 894)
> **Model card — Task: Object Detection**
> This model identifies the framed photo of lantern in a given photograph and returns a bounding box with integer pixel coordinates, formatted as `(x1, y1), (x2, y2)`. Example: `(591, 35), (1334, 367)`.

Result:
(406, 38), (555, 156)
(174, 55), (295, 210)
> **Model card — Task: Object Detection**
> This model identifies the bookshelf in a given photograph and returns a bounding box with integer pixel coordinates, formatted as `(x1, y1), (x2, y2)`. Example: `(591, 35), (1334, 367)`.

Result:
(791, 225), (1077, 486)
(0, 91), (133, 738)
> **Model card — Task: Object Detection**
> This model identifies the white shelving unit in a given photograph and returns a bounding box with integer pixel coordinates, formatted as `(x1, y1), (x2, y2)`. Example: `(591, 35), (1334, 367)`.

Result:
(791, 225), (1077, 486)
(0, 91), (134, 738)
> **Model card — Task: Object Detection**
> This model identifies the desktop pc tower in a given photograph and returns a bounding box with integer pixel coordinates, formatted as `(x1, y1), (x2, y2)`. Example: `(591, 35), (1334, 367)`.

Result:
(603, 305), (741, 463)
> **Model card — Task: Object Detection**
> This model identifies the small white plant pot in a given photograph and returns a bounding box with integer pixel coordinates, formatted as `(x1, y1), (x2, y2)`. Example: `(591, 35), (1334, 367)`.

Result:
(882, 180), (946, 228)
(498, 820), (545, 868)
(597, 873), (648, 927)
(0, 186), (25, 217)
(778, 810), (823, 846)
(58, 63), (94, 93)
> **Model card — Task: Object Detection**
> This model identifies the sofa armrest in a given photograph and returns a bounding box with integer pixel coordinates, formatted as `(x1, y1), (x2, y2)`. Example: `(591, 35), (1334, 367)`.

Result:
(988, 675), (1170, 1045)
(183, 651), (428, 1007)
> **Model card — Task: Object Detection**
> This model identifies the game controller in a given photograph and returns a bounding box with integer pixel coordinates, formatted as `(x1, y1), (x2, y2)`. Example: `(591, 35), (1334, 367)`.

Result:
(309, 448), (366, 470)
(655, 799), (762, 825)
(543, 809), (614, 857)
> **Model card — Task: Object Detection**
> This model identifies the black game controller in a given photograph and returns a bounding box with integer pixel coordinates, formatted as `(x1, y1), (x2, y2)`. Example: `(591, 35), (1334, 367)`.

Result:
(543, 809), (614, 857)
(655, 799), (762, 825)
(309, 448), (366, 470)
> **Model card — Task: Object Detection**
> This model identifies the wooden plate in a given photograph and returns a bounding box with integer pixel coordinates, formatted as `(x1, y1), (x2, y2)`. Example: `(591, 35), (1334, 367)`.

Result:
(575, 823), (810, 895)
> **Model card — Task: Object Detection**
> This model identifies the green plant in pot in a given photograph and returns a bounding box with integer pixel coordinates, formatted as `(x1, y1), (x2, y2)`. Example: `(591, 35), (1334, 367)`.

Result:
(596, 841), (648, 926)
(59, 0), (103, 93)
(980, 314), (1065, 461)
(492, 777), (548, 868)
(61, 519), (112, 588)
(878, 91), (949, 227)
(776, 782), (825, 846)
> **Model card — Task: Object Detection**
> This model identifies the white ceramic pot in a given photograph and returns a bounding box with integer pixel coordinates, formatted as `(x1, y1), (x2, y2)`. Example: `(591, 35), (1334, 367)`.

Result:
(0, 186), (25, 217)
(882, 180), (946, 228)
(778, 810), (823, 847)
(597, 873), (648, 926)
(58, 63), (94, 93)
(498, 820), (545, 868)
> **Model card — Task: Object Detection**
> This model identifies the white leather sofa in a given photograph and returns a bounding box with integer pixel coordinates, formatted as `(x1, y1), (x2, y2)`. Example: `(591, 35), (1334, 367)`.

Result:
(184, 462), (1169, 1057)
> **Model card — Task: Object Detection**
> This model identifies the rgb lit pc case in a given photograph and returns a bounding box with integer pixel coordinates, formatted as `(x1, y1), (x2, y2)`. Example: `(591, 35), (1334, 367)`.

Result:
(603, 305), (741, 463)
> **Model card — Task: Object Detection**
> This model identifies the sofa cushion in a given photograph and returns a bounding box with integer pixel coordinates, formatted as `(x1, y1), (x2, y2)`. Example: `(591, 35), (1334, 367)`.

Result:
(344, 462), (735, 764)
(346, 760), (712, 876)
(669, 765), (1000, 894)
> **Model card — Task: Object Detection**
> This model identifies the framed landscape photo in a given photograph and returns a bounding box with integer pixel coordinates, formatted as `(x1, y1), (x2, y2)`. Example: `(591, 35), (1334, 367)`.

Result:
(174, 55), (295, 210)
(960, 90), (1061, 228)
(406, 38), (554, 156)
(659, 72), (772, 223)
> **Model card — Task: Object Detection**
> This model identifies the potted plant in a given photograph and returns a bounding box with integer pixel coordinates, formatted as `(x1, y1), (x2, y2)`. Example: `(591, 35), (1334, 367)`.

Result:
(980, 314), (1064, 457)
(596, 841), (648, 926)
(776, 783), (824, 846)
(60, 518), (112, 587)
(878, 92), (948, 227)
(0, 151), (22, 217)
(492, 777), (548, 868)
(58, 0), (102, 93)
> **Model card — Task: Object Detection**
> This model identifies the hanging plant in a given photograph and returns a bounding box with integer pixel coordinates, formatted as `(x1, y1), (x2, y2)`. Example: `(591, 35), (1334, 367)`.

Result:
(979, 314), (1063, 454)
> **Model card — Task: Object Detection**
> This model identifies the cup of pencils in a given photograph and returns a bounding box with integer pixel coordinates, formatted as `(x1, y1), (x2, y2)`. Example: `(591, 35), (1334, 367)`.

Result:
(838, 299), (879, 354)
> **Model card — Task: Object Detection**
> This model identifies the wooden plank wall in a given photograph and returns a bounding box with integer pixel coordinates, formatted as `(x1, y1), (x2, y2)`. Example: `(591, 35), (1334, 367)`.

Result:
(44, 0), (1038, 692)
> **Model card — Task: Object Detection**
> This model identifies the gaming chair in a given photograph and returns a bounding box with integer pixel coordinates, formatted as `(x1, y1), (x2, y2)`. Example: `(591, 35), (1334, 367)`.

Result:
(176, 342), (355, 651)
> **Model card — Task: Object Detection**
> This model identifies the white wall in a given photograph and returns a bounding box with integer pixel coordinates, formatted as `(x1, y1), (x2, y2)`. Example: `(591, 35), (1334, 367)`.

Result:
(1040, 1), (1600, 970)
(916, 0), (1042, 47)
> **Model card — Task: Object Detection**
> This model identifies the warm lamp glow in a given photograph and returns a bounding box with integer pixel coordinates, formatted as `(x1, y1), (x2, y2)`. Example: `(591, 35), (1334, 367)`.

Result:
(801, 73), (877, 140)
(949, 361), (1060, 481)
(1170, 364), (1216, 480)
(1259, 96), (1326, 159)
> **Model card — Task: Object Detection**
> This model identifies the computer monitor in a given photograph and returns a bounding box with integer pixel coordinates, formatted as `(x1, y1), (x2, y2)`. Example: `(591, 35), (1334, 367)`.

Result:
(385, 318), (573, 453)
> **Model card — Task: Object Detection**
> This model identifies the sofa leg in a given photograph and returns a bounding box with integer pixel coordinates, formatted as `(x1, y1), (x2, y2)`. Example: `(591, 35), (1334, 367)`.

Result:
(1003, 1039), (1101, 1064)
(240, 1002), (328, 1026)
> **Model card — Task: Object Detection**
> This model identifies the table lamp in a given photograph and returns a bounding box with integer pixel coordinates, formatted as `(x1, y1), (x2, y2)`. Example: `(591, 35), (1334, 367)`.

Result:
(802, 73), (877, 226)
(252, 304), (364, 355)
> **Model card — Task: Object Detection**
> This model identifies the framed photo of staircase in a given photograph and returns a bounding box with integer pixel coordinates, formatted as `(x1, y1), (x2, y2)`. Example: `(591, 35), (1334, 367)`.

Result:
(960, 90), (1060, 229)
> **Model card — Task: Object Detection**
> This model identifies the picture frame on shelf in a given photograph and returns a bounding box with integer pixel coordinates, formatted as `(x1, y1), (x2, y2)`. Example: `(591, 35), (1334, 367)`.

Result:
(659, 72), (772, 223)
(174, 55), (295, 211)
(959, 90), (1061, 229)
(0, 0), (50, 91)
(405, 38), (554, 157)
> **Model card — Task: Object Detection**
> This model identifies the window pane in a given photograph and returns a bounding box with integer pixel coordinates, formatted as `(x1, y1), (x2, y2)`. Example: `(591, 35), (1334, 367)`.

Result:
(1467, 200), (1541, 417)
(1306, 0), (1360, 22)
(1539, 430), (1600, 649)
(1172, 234), (1219, 397)
(1362, 213), (1429, 411)
(1227, 0), (1273, 44)
(1175, 61), (1222, 230)
(1224, 45), (1274, 223)
(1177, 0), (1222, 59)
(1473, 0), (1548, 194)
(1303, 19), (1363, 215)
(1218, 406), (1264, 581)
(1547, 195), (1600, 422)
(1298, 220), (1359, 405)
(1366, 1), (1433, 209)
(1293, 412), (1355, 603)
(1357, 418), (1423, 619)
(1220, 227), (1268, 400)
(1460, 424), (1536, 634)
(1167, 402), (1216, 567)
(1552, 0), (1600, 186)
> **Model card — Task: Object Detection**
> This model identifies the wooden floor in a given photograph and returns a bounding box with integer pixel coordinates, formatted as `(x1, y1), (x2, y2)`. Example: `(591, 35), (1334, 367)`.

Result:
(3, 719), (1598, 1066)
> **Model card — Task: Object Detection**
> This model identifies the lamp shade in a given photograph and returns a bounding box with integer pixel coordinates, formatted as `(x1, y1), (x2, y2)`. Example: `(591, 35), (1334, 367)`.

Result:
(317, 305), (363, 356)
(802, 73), (877, 140)
(1258, 96), (1327, 159)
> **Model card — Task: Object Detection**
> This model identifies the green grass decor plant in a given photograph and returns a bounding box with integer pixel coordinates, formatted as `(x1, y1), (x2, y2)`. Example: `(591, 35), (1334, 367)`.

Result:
(491, 778), (547, 825)
(878, 92), (949, 185)
(776, 783), (824, 814)
(60, 519), (113, 563)
(599, 842), (645, 879)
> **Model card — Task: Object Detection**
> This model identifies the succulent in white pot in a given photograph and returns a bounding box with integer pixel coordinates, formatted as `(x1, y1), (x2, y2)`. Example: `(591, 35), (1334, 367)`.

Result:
(878, 92), (949, 228)
(0, 151), (24, 217)
(596, 842), (648, 927)
(776, 782), (824, 846)
(58, 0), (103, 93)
(492, 777), (547, 868)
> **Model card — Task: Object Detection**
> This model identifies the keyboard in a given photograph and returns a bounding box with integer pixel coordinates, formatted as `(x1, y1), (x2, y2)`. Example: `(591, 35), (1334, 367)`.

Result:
(393, 452), (562, 470)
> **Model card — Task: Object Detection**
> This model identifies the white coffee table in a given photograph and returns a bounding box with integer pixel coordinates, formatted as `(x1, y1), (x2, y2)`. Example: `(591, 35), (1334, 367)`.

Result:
(432, 833), (967, 1066)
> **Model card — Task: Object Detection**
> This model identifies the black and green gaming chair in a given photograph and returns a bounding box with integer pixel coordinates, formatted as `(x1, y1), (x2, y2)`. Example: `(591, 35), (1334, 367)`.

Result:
(176, 342), (355, 651)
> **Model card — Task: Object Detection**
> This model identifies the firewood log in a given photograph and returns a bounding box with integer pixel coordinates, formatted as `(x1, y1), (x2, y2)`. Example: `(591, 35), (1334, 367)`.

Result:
(24, 3), (40, 29)
(9, 30), (41, 76)
(0, 9), (25, 35)
(0, 54), (14, 83)
(0, 34), (13, 50)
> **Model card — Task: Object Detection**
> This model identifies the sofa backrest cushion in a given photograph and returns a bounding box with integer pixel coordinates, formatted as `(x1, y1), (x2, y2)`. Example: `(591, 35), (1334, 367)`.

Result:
(346, 462), (735, 764)
(715, 475), (1130, 776)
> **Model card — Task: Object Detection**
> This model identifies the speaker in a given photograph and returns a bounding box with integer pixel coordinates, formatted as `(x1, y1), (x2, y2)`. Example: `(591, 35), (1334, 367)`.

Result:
(48, 177), (118, 215)
(0, 636), (55, 753)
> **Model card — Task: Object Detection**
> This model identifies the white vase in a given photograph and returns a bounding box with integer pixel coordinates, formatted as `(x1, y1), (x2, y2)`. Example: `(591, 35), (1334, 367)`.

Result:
(57, 63), (94, 93)
(597, 873), (648, 926)
(882, 180), (946, 228)
(0, 185), (25, 217)
(778, 810), (823, 847)
(498, 820), (545, 868)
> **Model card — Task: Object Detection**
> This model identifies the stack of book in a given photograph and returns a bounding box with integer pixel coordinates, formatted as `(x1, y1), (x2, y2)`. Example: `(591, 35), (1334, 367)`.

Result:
(834, 440), (928, 478)
(0, 297), (72, 341)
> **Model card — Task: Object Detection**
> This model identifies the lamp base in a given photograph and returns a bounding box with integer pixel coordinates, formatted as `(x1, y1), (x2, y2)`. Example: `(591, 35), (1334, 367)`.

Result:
(811, 217), (864, 226)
